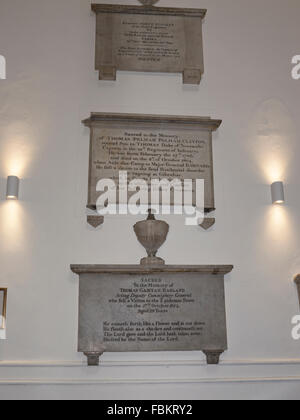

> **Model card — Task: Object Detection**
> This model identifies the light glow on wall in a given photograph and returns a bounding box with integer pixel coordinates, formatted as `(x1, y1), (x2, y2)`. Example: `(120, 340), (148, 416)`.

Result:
(1, 137), (32, 178)
(263, 205), (294, 252)
(259, 139), (288, 185)
(0, 200), (26, 252)
(0, 123), (34, 251)
(0, 123), (36, 179)
(248, 99), (295, 185)
(249, 101), (296, 256)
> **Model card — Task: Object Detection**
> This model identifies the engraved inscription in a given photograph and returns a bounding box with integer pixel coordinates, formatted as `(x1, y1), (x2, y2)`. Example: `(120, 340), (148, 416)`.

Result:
(114, 14), (185, 72)
(90, 127), (213, 208)
(117, 17), (182, 65)
(93, 131), (208, 179)
(108, 277), (196, 314)
(77, 271), (228, 354)
(83, 113), (222, 213)
(103, 276), (205, 344)
(103, 320), (205, 344)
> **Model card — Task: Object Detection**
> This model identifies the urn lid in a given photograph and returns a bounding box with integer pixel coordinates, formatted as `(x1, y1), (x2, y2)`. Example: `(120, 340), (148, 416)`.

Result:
(138, 0), (160, 6)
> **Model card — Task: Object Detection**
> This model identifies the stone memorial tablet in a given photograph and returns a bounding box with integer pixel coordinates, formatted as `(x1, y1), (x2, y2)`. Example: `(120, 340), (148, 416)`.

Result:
(83, 113), (222, 219)
(295, 275), (300, 307)
(71, 264), (233, 366)
(0, 288), (7, 331)
(92, 2), (206, 84)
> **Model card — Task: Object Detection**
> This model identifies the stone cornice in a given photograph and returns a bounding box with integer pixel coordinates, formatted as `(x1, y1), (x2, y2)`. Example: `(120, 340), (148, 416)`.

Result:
(82, 113), (222, 132)
(91, 4), (207, 19)
(71, 264), (234, 275)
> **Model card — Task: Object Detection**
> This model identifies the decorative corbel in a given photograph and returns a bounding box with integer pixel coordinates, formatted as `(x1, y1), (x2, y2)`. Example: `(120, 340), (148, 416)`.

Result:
(87, 215), (104, 228)
(202, 350), (224, 365)
(199, 218), (215, 230)
(84, 351), (104, 366)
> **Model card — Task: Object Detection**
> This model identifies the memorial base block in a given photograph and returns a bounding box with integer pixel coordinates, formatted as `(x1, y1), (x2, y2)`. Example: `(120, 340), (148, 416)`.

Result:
(71, 264), (233, 366)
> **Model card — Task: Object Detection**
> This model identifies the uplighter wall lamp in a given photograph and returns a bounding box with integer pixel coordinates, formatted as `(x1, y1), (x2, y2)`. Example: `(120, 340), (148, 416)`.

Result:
(6, 176), (20, 200)
(271, 181), (285, 204)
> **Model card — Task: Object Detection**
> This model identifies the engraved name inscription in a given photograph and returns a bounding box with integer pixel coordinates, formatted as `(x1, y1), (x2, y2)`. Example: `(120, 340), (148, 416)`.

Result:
(90, 127), (213, 208)
(115, 16), (184, 70)
(103, 276), (205, 345)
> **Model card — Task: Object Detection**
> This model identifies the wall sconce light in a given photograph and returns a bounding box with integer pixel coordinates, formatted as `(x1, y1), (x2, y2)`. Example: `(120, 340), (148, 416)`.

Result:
(6, 176), (20, 200)
(271, 181), (284, 204)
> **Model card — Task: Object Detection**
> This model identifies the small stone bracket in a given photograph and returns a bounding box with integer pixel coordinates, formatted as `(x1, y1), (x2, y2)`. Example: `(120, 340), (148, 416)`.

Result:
(294, 275), (300, 307)
(87, 215), (104, 228)
(200, 218), (215, 231)
(99, 65), (116, 81)
(183, 69), (202, 85)
(84, 352), (104, 366)
(203, 350), (224, 365)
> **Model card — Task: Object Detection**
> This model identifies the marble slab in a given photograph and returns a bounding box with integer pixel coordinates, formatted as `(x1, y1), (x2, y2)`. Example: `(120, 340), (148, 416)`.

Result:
(71, 265), (233, 365)
(83, 113), (222, 214)
(92, 3), (206, 84)
(0, 288), (7, 331)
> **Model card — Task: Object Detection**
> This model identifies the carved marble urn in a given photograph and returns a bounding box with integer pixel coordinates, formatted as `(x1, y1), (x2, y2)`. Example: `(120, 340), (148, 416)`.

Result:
(134, 210), (169, 266)
(138, 0), (160, 6)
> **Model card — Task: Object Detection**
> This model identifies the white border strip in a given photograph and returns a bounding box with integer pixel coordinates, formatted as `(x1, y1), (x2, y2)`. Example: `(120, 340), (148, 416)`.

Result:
(1, 376), (300, 386)
(0, 358), (300, 368)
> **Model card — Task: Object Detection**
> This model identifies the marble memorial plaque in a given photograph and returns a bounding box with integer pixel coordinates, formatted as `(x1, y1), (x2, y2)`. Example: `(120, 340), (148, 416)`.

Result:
(83, 113), (222, 214)
(92, 3), (206, 84)
(295, 275), (300, 307)
(0, 288), (7, 331)
(71, 265), (233, 365)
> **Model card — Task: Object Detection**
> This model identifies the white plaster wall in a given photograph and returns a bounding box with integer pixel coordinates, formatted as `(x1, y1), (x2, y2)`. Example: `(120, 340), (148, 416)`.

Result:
(0, 0), (300, 400)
